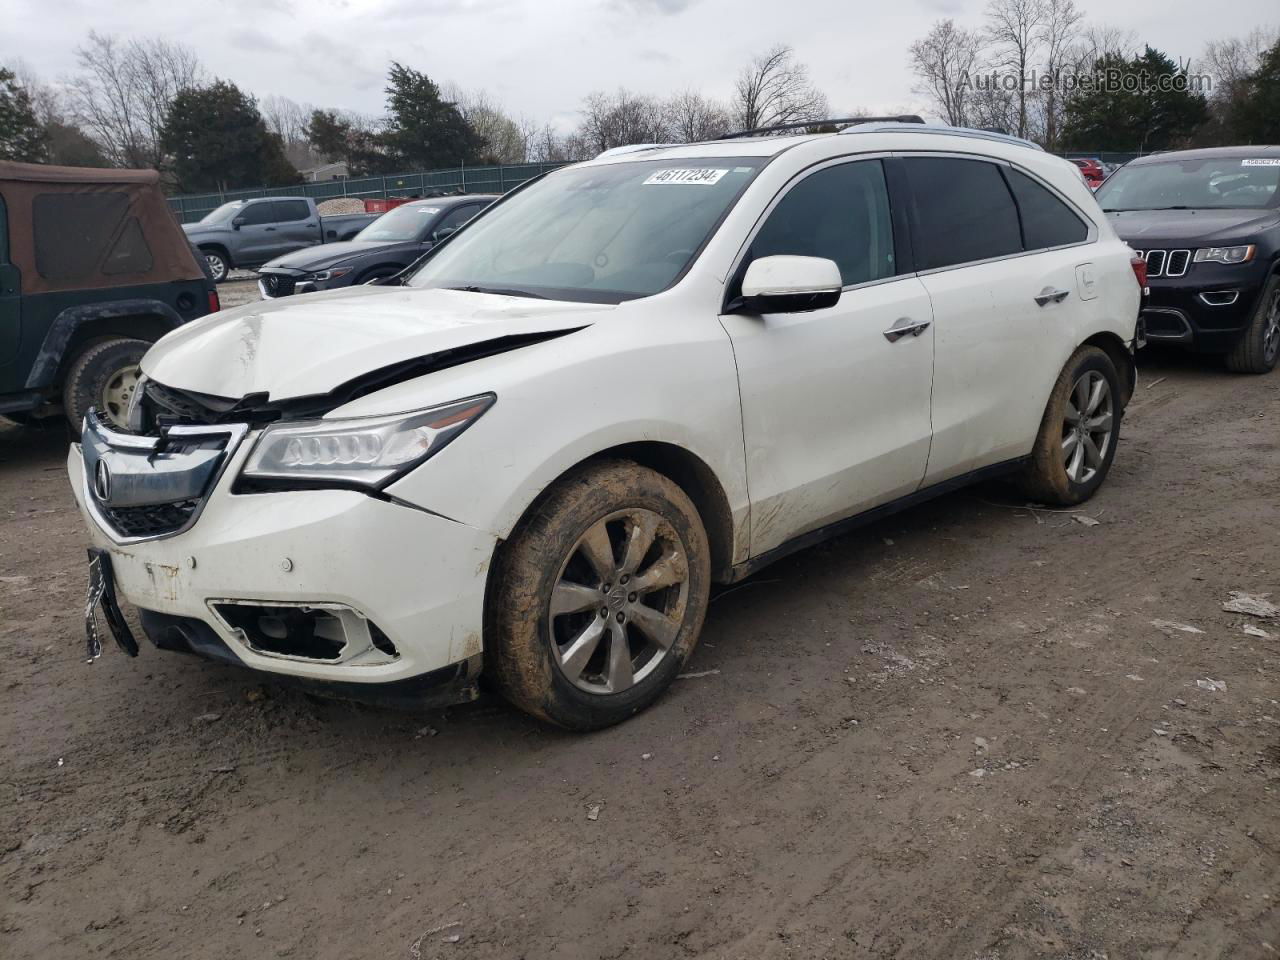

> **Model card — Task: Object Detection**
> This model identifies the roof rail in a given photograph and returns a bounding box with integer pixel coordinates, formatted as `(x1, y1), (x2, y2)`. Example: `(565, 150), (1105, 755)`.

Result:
(716, 115), (925, 140)
(838, 122), (1044, 151)
(594, 143), (677, 159)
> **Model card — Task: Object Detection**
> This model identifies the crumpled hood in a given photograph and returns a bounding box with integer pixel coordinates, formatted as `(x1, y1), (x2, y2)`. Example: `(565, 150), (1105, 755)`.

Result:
(1107, 208), (1280, 244)
(142, 284), (611, 401)
(262, 240), (402, 273)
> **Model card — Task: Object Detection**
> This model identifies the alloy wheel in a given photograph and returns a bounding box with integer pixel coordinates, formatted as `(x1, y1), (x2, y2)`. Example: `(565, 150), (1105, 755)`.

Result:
(547, 508), (690, 695)
(206, 254), (227, 282)
(1061, 370), (1113, 485)
(1263, 289), (1280, 365)
(99, 364), (141, 429)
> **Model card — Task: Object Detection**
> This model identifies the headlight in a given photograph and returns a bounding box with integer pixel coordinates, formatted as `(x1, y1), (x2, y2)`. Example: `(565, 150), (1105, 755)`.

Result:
(241, 395), (494, 488)
(309, 267), (352, 282)
(1193, 245), (1256, 265)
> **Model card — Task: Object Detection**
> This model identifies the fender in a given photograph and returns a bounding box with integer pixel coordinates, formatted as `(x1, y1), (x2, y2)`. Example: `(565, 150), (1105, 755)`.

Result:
(25, 299), (185, 390)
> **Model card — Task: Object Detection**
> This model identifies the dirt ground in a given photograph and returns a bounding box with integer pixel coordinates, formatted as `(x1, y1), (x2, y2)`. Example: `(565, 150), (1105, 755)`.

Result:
(1, 349), (1277, 960)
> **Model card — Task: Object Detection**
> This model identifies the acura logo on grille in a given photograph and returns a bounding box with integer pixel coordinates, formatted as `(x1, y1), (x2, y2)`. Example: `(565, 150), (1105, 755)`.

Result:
(94, 460), (112, 503)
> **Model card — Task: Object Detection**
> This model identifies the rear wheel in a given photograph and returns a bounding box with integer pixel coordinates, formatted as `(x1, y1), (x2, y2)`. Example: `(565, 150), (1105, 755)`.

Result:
(202, 249), (230, 283)
(485, 460), (711, 730)
(1020, 345), (1121, 506)
(1225, 274), (1280, 374)
(62, 338), (149, 434)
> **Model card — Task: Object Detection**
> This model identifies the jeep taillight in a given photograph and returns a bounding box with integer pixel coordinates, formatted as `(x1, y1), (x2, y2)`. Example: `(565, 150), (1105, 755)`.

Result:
(1130, 255), (1148, 293)
(208, 290), (221, 313)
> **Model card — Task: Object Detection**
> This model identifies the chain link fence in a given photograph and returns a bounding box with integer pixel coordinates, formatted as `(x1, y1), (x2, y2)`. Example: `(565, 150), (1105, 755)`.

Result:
(167, 162), (567, 223)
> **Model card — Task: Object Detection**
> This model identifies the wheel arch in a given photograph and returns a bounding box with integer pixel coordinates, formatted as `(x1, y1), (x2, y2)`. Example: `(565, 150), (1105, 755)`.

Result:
(1082, 330), (1135, 408)
(498, 440), (738, 585)
(25, 300), (183, 391)
(197, 243), (233, 267)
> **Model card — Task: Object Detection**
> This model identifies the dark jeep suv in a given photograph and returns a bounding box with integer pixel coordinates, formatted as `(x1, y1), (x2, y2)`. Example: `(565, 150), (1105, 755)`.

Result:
(0, 161), (218, 431)
(1095, 146), (1280, 373)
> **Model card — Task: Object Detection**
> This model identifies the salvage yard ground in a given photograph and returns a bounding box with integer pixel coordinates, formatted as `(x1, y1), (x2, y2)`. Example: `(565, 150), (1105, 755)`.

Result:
(1, 350), (1278, 959)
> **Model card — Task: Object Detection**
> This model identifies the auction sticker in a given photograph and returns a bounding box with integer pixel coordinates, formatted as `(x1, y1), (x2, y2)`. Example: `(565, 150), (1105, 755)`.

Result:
(1242, 159), (1280, 166)
(643, 168), (729, 185)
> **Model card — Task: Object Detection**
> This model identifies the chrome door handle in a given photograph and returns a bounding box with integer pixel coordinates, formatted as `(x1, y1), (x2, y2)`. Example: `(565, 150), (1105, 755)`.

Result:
(882, 317), (932, 343)
(1034, 286), (1070, 306)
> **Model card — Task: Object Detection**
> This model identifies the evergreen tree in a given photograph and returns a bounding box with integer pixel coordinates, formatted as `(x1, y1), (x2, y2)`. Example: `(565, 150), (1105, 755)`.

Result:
(1062, 46), (1208, 151)
(0, 67), (47, 162)
(161, 80), (300, 191)
(380, 63), (481, 170)
(1230, 38), (1280, 143)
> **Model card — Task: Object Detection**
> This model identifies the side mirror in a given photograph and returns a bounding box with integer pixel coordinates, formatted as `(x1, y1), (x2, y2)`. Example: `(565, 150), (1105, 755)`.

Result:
(231, 217), (245, 230)
(737, 255), (842, 314)
(432, 225), (458, 242)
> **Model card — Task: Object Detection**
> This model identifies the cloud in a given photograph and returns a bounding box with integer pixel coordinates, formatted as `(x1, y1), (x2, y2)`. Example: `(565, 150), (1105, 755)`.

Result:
(612, 0), (701, 14)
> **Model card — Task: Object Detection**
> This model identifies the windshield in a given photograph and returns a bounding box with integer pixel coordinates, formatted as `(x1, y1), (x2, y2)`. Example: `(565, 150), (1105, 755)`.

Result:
(199, 201), (246, 224)
(1096, 157), (1280, 211)
(355, 204), (443, 243)
(407, 158), (766, 303)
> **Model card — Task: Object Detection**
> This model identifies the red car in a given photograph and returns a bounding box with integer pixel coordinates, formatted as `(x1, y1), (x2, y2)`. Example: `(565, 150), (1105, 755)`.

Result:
(1071, 158), (1106, 189)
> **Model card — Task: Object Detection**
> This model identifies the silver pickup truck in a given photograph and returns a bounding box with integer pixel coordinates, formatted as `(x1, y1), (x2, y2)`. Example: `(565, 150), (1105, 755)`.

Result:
(181, 197), (379, 282)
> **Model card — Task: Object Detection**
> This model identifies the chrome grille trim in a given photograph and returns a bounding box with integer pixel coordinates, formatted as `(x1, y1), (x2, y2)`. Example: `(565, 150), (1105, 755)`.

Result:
(1135, 248), (1191, 279)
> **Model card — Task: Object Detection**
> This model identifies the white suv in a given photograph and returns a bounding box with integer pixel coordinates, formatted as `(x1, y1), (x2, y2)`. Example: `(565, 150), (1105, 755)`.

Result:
(69, 123), (1142, 729)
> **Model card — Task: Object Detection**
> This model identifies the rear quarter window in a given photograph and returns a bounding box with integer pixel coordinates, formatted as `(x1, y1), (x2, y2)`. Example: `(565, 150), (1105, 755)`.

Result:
(903, 157), (1022, 270)
(1006, 168), (1089, 249)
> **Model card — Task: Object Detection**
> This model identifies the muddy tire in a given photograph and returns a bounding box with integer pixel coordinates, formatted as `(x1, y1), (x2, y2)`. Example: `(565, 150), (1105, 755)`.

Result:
(485, 460), (712, 731)
(62, 338), (149, 435)
(202, 249), (230, 283)
(1224, 274), (1280, 375)
(1019, 345), (1121, 506)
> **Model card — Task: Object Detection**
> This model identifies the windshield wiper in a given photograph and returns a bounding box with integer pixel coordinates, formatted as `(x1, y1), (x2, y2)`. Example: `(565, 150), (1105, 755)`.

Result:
(444, 285), (548, 300)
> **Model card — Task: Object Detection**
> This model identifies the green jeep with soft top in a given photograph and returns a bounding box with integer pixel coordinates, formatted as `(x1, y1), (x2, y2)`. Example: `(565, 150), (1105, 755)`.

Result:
(0, 161), (218, 432)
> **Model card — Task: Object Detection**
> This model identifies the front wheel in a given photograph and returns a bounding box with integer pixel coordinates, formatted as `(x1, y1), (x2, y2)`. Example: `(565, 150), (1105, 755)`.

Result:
(62, 338), (149, 434)
(1225, 274), (1280, 374)
(202, 249), (230, 283)
(1019, 345), (1121, 506)
(485, 460), (712, 730)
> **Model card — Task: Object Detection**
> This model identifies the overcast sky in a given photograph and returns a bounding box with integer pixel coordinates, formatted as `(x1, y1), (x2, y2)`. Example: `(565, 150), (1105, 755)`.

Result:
(3, 0), (1275, 130)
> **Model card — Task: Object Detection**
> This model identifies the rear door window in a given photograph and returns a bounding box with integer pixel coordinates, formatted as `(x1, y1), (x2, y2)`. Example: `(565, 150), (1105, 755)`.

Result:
(903, 157), (1022, 270)
(33, 193), (129, 281)
(749, 159), (896, 287)
(1006, 168), (1089, 249)
(276, 200), (311, 222)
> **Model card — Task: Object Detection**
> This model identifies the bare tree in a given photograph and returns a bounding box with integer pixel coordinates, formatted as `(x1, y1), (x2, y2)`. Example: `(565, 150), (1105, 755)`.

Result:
(261, 94), (324, 170)
(576, 89), (669, 153)
(443, 85), (528, 163)
(1037, 0), (1083, 149)
(662, 90), (730, 142)
(731, 44), (829, 131)
(984, 0), (1047, 139)
(1199, 27), (1279, 141)
(909, 19), (983, 126)
(67, 31), (204, 169)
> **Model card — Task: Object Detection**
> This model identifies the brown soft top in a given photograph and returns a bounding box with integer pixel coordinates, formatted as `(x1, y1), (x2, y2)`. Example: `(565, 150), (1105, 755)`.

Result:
(1, 162), (205, 294)
(0, 160), (165, 185)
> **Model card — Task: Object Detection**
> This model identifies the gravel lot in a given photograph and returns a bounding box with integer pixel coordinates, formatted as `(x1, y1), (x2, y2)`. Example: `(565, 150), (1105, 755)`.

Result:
(1, 350), (1278, 959)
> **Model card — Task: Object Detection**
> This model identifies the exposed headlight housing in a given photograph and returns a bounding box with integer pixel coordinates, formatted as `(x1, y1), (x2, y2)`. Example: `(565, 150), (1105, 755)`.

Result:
(1193, 245), (1256, 265)
(241, 395), (494, 489)
(309, 267), (353, 282)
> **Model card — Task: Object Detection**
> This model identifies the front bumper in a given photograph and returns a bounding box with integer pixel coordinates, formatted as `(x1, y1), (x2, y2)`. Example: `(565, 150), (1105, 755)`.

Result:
(1140, 260), (1269, 352)
(69, 438), (497, 689)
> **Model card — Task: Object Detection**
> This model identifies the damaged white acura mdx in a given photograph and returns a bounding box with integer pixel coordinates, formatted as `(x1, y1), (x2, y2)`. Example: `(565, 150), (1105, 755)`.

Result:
(70, 121), (1143, 729)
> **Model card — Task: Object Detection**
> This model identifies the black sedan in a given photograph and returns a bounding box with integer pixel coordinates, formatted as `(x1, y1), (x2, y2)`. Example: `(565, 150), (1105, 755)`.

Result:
(1095, 146), (1280, 373)
(256, 194), (498, 299)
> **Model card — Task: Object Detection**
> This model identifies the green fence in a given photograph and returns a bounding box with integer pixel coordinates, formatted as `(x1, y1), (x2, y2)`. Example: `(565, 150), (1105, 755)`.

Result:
(167, 161), (567, 223)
